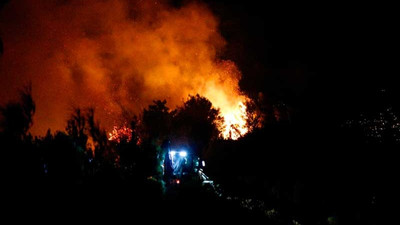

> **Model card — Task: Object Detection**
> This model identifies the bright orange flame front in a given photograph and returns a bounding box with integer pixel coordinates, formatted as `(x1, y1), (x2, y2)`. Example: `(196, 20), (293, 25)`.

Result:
(108, 125), (133, 143)
(220, 101), (248, 140)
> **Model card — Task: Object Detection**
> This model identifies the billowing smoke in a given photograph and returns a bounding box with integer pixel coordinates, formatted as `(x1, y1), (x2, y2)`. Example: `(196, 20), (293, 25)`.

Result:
(0, 0), (247, 138)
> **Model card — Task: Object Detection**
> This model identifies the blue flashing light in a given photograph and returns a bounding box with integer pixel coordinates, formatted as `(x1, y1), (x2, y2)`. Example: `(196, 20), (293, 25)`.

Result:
(179, 151), (187, 157)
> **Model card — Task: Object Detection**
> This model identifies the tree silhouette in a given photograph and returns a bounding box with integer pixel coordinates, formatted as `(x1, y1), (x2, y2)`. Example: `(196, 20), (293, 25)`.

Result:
(40, 131), (84, 183)
(0, 84), (38, 184)
(66, 108), (87, 151)
(245, 98), (264, 132)
(172, 94), (222, 157)
(141, 100), (172, 143)
(0, 84), (35, 140)
(86, 108), (108, 158)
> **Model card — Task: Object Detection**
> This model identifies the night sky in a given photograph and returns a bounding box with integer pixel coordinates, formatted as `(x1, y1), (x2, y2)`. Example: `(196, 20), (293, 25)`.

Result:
(204, 0), (398, 121)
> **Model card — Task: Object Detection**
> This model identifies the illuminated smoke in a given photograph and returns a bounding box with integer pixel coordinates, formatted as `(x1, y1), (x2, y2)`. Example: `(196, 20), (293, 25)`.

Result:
(0, 0), (248, 139)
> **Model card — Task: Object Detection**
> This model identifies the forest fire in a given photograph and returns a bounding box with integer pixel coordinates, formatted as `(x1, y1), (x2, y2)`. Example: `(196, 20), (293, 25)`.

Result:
(221, 101), (248, 140)
(108, 125), (133, 143)
(0, 1), (383, 223)
(0, 0), (251, 139)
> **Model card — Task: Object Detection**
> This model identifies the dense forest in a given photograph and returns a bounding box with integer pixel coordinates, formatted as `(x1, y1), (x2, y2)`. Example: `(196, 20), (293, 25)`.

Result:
(0, 83), (390, 224)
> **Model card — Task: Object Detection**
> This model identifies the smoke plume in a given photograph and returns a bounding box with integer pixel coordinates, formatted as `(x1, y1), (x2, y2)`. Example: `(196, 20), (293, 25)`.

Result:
(0, 0), (247, 137)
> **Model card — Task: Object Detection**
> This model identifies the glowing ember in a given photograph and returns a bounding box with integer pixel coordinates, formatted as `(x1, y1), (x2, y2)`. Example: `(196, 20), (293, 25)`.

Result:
(108, 125), (132, 143)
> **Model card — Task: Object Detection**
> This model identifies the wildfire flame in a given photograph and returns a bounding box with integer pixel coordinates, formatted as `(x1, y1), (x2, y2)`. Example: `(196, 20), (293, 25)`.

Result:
(0, 0), (251, 139)
(220, 101), (248, 140)
(108, 125), (132, 143)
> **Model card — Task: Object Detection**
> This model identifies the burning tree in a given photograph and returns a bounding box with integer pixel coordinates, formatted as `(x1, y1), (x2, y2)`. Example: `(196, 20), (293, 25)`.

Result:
(108, 125), (133, 143)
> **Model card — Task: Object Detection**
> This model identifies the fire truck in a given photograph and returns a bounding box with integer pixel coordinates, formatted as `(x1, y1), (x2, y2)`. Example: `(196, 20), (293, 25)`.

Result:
(162, 140), (212, 187)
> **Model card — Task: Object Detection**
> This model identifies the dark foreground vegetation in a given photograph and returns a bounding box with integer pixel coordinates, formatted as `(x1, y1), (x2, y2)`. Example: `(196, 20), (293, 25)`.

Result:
(1, 85), (391, 224)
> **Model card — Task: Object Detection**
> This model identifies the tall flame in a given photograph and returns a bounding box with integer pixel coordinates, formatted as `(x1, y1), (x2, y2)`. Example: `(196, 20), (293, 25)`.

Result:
(221, 101), (248, 140)
(0, 0), (249, 139)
